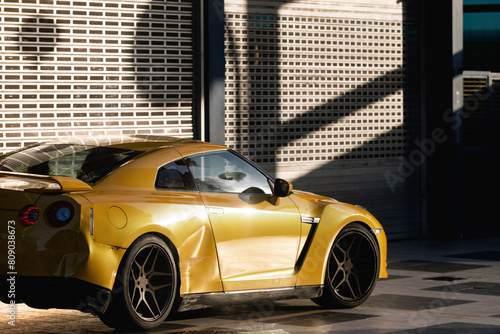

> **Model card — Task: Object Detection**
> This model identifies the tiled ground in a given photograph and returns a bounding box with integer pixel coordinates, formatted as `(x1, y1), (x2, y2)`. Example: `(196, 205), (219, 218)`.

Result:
(2, 236), (500, 333)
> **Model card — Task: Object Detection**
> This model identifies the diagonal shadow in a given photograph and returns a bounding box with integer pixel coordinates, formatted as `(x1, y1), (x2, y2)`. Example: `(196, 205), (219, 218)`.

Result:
(272, 67), (407, 150)
(10, 1), (198, 143)
(231, 0), (419, 161)
(291, 126), (422, 239)
(232, 0), (418, 164)
(226, 0), (420, 239)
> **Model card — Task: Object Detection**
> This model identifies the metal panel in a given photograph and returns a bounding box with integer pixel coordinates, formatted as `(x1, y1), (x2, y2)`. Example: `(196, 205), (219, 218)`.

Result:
(0, 0), (196, 153)
(462, 71), (500, 236)
(224, 0), (421, 239)
(463, 75), (489, 147)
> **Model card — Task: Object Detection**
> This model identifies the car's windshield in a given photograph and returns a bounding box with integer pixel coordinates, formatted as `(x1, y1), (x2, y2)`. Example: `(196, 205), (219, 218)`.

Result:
(0, 142), (141, 184)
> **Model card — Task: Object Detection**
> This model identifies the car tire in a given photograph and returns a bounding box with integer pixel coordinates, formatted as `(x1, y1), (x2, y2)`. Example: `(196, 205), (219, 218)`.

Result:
(312, 223), (379, 309)
(99, 235), (179, 331)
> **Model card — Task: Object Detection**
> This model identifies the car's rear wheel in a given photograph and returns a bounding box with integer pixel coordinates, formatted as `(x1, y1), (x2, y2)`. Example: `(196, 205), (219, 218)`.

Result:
(313, 223), (379, 308)
(99, 235), (178, 331)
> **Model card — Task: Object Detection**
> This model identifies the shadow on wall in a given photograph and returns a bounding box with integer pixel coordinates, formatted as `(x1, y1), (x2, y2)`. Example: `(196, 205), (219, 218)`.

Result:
(16, 15), (60, 66)
(10, 0), (422, 239)
(224, 0), (421, 238)
(9, 0), (196, 146)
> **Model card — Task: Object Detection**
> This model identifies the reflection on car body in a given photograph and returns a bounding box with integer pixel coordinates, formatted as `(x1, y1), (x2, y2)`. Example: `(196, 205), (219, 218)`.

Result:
(0, 135), (387, 331)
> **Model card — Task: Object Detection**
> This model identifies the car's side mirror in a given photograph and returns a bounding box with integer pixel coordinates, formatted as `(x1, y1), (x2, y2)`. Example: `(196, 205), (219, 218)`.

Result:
(274, 178), (293, 197)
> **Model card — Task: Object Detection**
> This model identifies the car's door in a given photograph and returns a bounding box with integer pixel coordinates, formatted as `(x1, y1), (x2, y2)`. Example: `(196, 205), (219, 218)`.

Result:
(185, 150), (302, 291)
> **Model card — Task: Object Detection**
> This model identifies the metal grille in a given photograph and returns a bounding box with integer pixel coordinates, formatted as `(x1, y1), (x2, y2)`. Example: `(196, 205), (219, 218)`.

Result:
(0, 0), (195, 153)
(463, 76), (489, 147)
(224, 0), (422, 240)
(462, 73), (500, 147)
(224, 0), (419, 165)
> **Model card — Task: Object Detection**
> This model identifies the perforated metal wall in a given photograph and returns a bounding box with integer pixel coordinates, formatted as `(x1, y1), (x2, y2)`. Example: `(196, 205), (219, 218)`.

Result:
(224, 0), (422, 239)
(0, 0), (196, 153)
(462, 72), (500, 233)
(225, 0), (419, 164)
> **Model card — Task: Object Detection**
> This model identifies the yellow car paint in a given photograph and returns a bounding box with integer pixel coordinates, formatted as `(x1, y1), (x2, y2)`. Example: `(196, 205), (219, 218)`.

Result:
(0, 136), (388, 328)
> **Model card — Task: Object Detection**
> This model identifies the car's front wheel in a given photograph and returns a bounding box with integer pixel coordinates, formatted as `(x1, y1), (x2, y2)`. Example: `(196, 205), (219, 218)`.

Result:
(99, 235), (179, 331)
(313, 223), (379, 308)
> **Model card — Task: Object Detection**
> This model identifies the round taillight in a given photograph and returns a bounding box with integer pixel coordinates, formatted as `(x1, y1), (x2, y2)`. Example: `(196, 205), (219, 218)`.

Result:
(47, 201), (75, 228)
(19, 205), (40, 227)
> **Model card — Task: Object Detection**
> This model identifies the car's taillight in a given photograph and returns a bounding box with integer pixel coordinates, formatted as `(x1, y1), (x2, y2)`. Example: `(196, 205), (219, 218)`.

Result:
(19, 205), (40, 227)
(47, 201), (75, 228)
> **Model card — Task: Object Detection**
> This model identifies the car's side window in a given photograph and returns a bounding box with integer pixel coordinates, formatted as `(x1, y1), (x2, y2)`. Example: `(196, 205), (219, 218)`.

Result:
(186, 150), (272, 194)
(155, 159), (197, 191)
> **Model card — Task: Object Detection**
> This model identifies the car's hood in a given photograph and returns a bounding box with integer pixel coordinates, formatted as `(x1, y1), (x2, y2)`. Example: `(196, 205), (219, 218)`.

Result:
(292, 189), (339, 204)
(288, 189), (341, 221)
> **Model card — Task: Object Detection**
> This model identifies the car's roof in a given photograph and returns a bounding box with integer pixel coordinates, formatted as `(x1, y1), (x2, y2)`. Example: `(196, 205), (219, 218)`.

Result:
(35, 135), (219, 152)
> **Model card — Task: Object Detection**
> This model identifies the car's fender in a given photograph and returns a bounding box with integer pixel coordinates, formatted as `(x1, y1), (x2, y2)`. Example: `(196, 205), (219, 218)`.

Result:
(290, 193), (387, 287)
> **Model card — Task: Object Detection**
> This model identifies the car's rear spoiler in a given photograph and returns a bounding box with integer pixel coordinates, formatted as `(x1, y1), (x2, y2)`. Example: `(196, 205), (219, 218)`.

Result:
(0, 172), (92, 193)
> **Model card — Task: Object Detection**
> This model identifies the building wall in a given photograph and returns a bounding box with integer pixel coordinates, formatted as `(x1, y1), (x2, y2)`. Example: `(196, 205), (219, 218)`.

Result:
(224, 0), (422, 239)
(462, 71), (500, 236)
(0, 0), (423, 240)
(0, 0), (196, 152)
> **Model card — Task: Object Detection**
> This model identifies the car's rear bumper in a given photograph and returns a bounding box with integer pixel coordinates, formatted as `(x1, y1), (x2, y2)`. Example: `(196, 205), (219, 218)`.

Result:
(0, 275), (111, 315)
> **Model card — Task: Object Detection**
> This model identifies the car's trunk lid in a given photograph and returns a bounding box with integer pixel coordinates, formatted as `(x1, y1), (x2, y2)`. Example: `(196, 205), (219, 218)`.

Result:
(0, 172), (91, 210)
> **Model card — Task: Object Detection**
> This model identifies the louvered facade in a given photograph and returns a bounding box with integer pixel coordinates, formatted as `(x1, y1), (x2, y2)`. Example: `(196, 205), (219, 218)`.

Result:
(3, 1), (496, 239)
(0, 0), (196, 152)
(224, 0), (422, 239)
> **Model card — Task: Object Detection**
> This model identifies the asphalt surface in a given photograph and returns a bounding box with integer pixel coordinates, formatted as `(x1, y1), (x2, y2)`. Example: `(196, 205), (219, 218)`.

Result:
(2, 236), (500, 333)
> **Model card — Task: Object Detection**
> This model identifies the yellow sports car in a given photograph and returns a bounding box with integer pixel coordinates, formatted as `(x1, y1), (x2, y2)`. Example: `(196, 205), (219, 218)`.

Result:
(0, 135), (387, 330)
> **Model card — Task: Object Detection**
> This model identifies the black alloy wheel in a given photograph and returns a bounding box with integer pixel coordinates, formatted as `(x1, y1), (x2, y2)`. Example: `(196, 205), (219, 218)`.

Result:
(313, 223), (380, 308)
(99, 235), (179, 331)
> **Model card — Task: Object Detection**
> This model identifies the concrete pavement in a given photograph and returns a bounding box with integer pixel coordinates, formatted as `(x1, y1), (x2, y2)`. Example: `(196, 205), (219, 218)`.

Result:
(2, 236), (500, 333)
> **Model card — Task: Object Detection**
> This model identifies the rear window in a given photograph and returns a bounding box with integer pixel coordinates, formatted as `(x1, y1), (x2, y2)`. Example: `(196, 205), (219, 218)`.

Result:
(0, 143), (141, 184)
